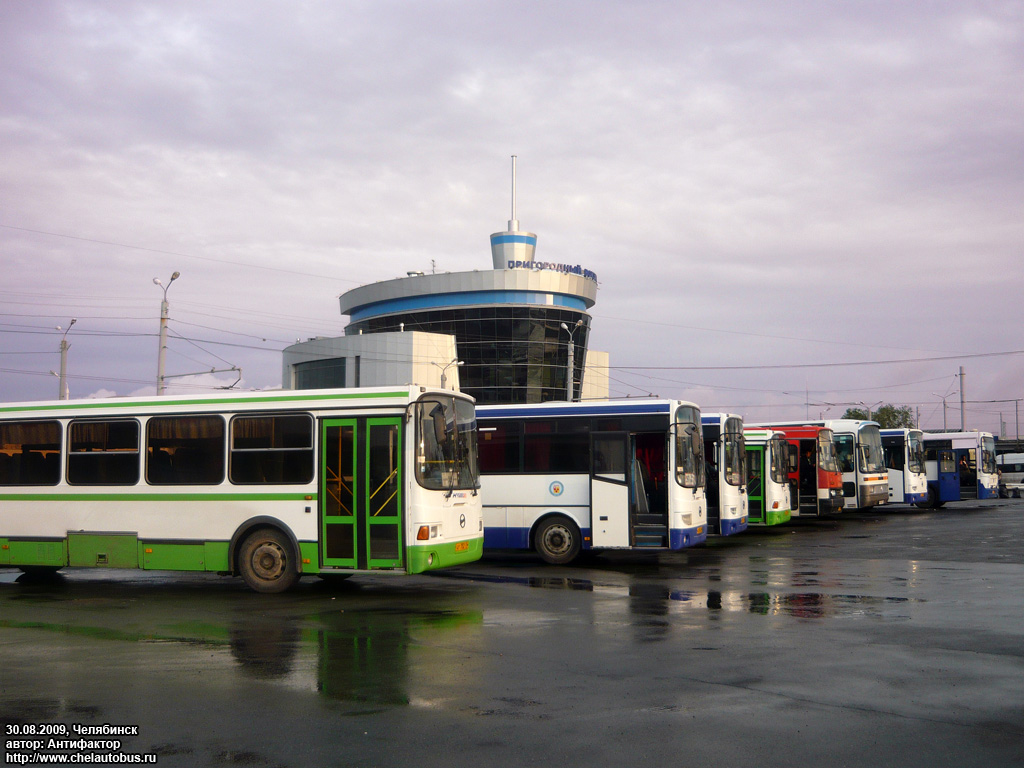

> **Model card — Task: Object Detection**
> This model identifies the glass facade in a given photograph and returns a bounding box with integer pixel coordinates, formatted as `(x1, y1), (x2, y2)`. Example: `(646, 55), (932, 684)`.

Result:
(294, 358), (346, 389)
(346, 306), (590, 405)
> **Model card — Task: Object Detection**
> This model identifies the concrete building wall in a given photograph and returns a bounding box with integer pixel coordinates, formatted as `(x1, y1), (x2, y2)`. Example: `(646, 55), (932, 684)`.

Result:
(581, 349), (610, 401)
(282, 332), (460, 391)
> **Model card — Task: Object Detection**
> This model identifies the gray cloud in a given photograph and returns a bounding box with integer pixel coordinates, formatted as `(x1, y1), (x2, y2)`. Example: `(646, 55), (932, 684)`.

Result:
(2, 1), (1022, 432)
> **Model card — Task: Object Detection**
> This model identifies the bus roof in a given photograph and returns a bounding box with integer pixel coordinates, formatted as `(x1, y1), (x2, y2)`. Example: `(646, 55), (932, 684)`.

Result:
(752, 419), (880, 433)
(701, 413), (742, 425)
(756, 424), (833, 439)
(0, 386), (469, 419)
(478, 399), (699, 420)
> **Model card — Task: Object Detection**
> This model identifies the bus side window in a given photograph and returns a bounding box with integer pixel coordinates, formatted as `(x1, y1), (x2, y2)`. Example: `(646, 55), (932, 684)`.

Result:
(229, 414), (314, 485)
(146, 416), (225, 485)
(68, 420), (141, 486)
(0, 421), (61, 486)
(478, 421), (522, 474)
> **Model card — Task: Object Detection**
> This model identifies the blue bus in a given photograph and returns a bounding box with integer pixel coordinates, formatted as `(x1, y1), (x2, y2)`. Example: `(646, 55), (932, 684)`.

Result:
(918, 431), (999, 508)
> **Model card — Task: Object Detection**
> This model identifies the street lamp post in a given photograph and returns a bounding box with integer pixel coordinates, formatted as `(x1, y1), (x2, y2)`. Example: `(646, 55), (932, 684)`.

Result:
(154, 272), (180, 395)
(931, 393), (949, 431)
(860, 401), (883, 422)
(433, 358), (464, 389)
(57, 318), (76, 400)
(560, 320), (584, 402)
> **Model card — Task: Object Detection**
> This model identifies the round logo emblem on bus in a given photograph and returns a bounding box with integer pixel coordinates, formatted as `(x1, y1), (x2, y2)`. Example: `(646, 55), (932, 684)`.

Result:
(459, 514), (466, 528)
(549, 481), (564, 497)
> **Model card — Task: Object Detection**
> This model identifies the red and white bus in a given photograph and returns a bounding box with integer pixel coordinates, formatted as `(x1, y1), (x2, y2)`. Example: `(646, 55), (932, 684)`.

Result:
(767, 425), (844, 516)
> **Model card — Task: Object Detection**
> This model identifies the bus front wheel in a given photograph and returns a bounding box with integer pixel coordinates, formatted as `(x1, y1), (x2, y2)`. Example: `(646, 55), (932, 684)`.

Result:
(238, 528), (300, 593)
(916, 486), (940, 510)
(533, 516), (581, 565)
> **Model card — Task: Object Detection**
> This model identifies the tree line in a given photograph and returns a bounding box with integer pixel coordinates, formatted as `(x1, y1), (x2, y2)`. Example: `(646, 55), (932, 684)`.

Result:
(840, 404), (915, 428)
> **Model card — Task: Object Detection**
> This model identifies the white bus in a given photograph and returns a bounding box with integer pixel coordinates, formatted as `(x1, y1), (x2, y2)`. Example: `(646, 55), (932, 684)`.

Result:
(755, 420), (888, 510)
(880, 428), (928, 504)
(742, 427), (792, 526)
(918, 431), (999, 507)
(0, 387), (483, 592)
(477, 400), (707, 564)
(701, 413), (748, 535)
(997, 452), (1024, 498)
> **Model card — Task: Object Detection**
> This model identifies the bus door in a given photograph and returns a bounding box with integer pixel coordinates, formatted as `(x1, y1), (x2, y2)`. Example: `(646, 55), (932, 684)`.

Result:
(797, 439), (817, 511)
(955, 448), (978, 499)
(746, 445), (766, 523)
(786, 442), (800, 515)
(590, 432), (630, 548)
(936, 449), (959, 502)
(321, 418), (404, 570)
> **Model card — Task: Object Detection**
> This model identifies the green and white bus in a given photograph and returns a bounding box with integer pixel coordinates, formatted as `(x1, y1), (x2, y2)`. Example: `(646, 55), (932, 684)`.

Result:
(742, 427), (792, 526)
(0, 386), (483, 592)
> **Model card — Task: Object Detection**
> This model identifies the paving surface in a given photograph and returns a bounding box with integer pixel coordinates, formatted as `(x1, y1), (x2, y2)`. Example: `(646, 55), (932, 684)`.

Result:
(1, 500), (1022, 767)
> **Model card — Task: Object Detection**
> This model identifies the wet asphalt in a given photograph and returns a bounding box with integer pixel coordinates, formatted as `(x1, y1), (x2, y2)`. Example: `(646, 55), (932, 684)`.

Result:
(1, 500), (1022, 767)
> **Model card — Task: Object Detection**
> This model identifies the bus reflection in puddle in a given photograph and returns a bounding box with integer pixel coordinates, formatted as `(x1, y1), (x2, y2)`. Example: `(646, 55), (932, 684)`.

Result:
(228, 608), (484, 707)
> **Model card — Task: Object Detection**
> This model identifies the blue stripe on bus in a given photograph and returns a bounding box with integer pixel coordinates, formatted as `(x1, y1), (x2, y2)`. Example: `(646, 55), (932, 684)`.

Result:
(484, 526), (591, 551)
(671, 526), (707, 549)
(904, 492), (928, 504)
(719, 518), (748, 536)
(480, 402), (673, 419)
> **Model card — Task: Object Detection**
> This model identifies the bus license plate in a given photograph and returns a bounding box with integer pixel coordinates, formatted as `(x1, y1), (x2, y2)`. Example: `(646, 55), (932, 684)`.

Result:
(696, 527), (704, 535)
(455, 541), (469, 552)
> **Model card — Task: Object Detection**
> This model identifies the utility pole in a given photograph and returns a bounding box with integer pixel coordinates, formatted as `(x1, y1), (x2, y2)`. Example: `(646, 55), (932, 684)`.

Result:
(959, 366), (966, 431)
(154, 272), (180, 395)
(57, 319), (76, 400)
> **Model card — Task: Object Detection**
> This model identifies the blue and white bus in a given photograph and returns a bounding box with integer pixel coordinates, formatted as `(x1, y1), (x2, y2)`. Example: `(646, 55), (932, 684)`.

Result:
(701, 413), (748, 535)
(477, 400), (707, 564)
(880, 428), (928, 505)
(918, 431), (999, 507)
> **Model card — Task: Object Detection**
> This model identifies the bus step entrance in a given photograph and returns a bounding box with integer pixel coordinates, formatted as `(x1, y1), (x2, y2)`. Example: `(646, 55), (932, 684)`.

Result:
(633, 513), (668, 547)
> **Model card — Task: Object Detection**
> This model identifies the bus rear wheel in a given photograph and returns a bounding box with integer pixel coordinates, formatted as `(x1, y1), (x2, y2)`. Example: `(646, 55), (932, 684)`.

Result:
(238, 528), (299, 593)
(533, 516), (581, 565)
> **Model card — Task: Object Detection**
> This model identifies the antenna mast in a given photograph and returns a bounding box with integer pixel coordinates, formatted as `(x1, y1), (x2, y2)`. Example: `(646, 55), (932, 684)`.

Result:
(509, 155), (518, 231)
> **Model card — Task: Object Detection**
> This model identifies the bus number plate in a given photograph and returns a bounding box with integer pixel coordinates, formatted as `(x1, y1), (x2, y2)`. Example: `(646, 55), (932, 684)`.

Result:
(696, 527), (704, 535)
(455, 541), (469, 552)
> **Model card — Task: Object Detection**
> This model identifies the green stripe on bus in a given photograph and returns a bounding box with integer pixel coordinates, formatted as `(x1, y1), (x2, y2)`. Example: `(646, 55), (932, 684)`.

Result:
(0, 493), (316, 502)
(407, 538), (484, 573)
(0, 390), (411, 414)
(764, 509), (791, 526)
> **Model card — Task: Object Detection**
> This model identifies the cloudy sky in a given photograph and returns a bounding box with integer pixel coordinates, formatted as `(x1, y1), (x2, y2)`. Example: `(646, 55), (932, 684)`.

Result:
(2, 1), (1022, 434)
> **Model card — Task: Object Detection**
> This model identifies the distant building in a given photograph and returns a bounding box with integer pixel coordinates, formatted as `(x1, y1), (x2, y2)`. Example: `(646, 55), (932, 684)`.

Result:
(284, 171), (607, 403)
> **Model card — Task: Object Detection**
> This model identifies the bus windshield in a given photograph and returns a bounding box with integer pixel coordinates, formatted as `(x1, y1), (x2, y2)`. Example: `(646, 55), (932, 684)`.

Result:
(858, 426), (885, 473)
(674, 405), (704, 488)
(908, 431), (925, 473)
(769, 435), (789, 484)
(817, 430), (839, 473)
(981, 435), (997, 474)
(723, 417), (745, 486)
(414, 396), (479, 491)
(834, 434), (854, 473)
